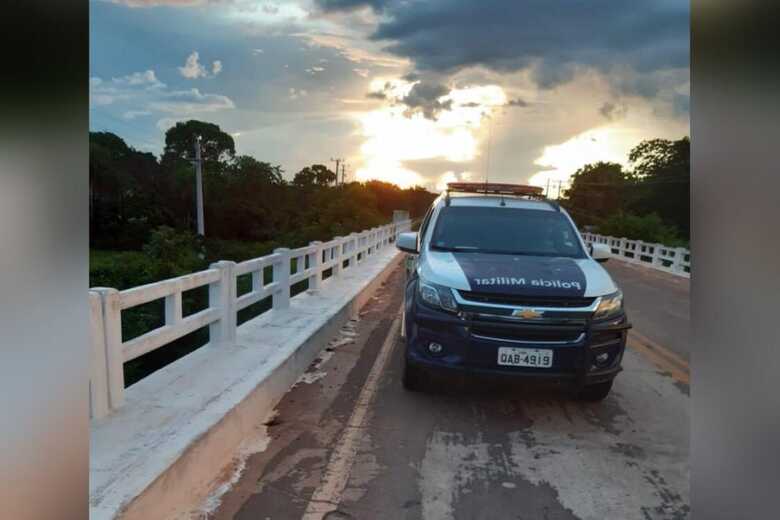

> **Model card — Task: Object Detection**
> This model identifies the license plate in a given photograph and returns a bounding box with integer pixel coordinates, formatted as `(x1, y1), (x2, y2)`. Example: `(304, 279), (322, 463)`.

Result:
(497, 347), (553, 368)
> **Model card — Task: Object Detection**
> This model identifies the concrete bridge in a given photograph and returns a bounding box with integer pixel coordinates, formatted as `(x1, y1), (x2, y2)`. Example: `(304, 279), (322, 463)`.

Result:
(89, 222), (690, 520)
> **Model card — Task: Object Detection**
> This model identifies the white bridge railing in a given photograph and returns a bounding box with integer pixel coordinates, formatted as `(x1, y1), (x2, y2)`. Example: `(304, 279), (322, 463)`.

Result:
(581, 232), (690, 278)
(89, 219), (412, 419)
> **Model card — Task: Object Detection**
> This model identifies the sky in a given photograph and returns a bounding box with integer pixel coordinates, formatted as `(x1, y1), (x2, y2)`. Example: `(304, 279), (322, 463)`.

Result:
(89, 0), (690, 192)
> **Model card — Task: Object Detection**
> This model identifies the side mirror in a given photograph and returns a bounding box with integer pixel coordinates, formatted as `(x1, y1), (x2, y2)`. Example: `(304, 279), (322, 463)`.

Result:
(590, 243), (611, 263)
(396, 232), (419, 254)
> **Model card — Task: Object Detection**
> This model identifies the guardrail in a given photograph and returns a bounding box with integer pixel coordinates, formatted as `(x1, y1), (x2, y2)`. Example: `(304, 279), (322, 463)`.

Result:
(89, 220), (412, 419)
(581, 232), (690, 278)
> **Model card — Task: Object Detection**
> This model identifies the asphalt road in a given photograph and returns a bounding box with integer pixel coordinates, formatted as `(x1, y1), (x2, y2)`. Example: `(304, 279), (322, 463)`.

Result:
(207, 261), (690, 520)
(604, 260), (690, 361)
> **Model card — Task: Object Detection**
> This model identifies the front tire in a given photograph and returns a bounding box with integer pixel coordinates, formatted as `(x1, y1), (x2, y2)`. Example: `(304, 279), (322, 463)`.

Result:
(402, 358), (424, 392)
(578, 380), (613, 401)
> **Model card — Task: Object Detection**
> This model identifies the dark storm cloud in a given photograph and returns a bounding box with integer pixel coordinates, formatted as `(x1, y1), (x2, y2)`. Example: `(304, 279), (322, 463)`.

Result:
(315, 0), (388, 12)
(366, 90), (387, 100)
(373, 1), (688, 76)
(399, 80), (453, 119)
(317, 0), (688, 102)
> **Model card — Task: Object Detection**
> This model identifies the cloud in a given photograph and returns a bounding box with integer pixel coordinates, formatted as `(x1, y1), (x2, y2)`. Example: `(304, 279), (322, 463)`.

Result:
(363, 0), (688, 102)
(435, 170), (472, 191)
(109, 0), (234, 7)
(289, 87), (308, 99)
(252, 48), (264, 54)
(149, 88), (235, 113)
(506, 97), (528, 108)
(179, 51), (222, 79)
(112, 70), (165, 88)
(353, 68), (370, 78)
(305, 66), (326, 74)
(366, 90), (386, 100)
(261, 3), (279, 14)
(179, 51), (208, 78)
(314, 0), (388, 12)
(91, 69), (235, 125)
(122, 110), (153, 120)
(296, 32), (407, 68)
(399, 80), (452, 120)
(599, 101), (628, 120)
(89, 70), (166, 106)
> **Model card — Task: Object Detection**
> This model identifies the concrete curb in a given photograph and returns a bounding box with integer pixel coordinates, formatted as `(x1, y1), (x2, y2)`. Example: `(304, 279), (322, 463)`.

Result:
(90, 250), (404, 520)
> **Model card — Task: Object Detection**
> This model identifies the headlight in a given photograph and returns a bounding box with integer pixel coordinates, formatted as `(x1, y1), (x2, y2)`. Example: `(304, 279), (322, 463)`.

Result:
(418, 279), (458, 313)
(593, 290), (623, 320)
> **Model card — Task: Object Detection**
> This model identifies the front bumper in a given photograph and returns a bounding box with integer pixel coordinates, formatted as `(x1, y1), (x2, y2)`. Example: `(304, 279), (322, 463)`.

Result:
(405, 298), (630, 389)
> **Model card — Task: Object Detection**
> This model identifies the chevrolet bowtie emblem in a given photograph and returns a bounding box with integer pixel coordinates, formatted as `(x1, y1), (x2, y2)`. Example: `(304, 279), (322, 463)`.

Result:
(513, 308), (543, 319)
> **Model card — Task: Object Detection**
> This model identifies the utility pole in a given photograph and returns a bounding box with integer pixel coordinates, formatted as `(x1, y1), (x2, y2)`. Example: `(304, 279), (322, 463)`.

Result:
(331, 157), (343, 186)
(194, 136), (205, 236)
(341, 162), (347, 185)
(546, 178), (551, 198)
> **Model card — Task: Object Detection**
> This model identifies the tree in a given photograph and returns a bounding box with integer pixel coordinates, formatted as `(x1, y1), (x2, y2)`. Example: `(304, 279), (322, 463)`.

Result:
(230, 156), (284, 185)
(627, 137), (690, 239)
(293, 164), (337, 187)
(560, 162), (630, 226)
(162, 120), (235, 171)
(89, 132), (166, 249)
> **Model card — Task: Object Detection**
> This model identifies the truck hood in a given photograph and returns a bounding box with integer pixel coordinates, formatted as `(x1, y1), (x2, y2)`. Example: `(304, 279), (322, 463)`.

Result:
(418, 251), (617, 298)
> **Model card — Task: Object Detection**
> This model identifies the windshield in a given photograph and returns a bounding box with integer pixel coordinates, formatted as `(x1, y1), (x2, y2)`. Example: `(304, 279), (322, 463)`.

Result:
(429, 206), (586, 258)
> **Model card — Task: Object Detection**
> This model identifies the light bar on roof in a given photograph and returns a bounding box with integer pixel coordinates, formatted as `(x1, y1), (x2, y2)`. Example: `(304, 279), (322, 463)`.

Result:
(446, 182), (544, 196)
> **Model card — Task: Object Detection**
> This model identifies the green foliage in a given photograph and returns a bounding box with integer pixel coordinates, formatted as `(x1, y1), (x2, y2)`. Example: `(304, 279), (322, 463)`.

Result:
(598, 213), (685, 246)
(89, 250), (159, 289)
(562, 162), (631, 226)
(561, 136), (689, 242)
(163, 120), (235, 166)
(293, 164), (337, 187)
(142, 226), (206, 278)
(203, 238), (278, 264)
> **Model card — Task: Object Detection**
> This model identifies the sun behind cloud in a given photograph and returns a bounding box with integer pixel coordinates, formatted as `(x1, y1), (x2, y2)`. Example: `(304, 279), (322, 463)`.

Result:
(352, 79), (507, 188)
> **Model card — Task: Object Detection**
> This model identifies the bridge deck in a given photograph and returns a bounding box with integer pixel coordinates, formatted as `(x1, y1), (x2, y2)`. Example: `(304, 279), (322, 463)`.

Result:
(205, 260), (690, 520)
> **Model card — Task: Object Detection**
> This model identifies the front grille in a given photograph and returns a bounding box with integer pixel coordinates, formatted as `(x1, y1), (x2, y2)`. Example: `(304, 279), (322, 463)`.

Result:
(471, 324), (583, 343)
(458, 290), (595, 308)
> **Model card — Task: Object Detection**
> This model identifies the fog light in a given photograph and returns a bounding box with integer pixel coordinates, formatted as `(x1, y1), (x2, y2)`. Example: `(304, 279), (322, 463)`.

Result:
(428, 342), (443, 354)
(594, 352), (610, 367)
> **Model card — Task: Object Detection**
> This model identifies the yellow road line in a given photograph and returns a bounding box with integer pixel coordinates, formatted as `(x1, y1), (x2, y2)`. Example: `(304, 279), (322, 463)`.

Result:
(301, 307), (402, 520)
(627, 330), (689, 385)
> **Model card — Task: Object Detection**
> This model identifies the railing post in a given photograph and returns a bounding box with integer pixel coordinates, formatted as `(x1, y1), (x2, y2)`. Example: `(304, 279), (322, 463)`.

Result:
(651, 244), (663, 268)
(672, 247), (687, 274)
(209, 260), (237, 345)
(89, 291), (110, 419)
(165, 280), (183, 326)
(93, 287), (125, 410)
(273, 248), (291, 310)
(349, 232), (359, 266)
(619, 238), (628, 260)
(309, 241), (322, 292)
(332, 237), (343, 277)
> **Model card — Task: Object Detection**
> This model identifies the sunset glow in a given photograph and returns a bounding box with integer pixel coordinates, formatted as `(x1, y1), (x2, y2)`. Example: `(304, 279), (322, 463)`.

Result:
(353, 82), (506, 188)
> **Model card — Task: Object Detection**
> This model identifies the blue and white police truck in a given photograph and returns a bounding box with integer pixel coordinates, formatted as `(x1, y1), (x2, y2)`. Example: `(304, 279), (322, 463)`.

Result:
(396, 182), (630, 401)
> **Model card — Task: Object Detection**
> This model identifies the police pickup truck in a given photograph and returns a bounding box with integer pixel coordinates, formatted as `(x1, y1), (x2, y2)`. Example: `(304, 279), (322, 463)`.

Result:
(396, 182), (630, 401)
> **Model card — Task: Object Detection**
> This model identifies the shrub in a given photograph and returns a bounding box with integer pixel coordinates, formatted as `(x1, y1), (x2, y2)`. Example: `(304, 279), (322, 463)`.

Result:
(597, 213), (685, 246)
(142, 226), (206, 278)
